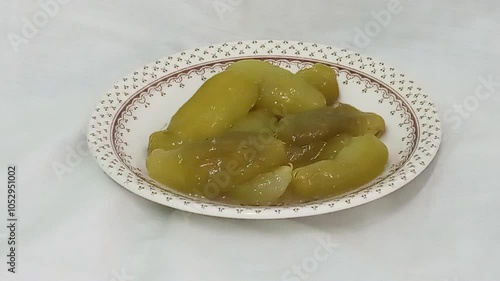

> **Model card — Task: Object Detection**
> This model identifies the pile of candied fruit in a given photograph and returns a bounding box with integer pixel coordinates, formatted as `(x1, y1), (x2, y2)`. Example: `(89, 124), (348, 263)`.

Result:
(146, 60), (388, 206)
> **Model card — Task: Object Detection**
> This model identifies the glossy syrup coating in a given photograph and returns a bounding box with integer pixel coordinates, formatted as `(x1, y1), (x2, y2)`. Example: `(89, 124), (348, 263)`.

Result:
(276, 105), (386, 146)
(331, 103), (386, 137)
(230, 109), (279, 134)
(228, 165), (292, 206)
(229, 59), (327, 115)
(147, 70), (259, 154)
(286, 141), (327, 168)
(147, 132), (287, 198)
(316, 134), (353, 161)
(226, 59), (279, 84)
(167, 70), (259, 138)
(290, 134), (389, 200)
(256, 70), (327, 115)
(296, 63), (340, 105)
(148, 130), (183, 154)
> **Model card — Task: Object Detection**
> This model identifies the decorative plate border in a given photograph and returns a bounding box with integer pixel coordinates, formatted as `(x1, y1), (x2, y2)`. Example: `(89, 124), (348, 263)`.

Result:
(87, 40), (441, 219)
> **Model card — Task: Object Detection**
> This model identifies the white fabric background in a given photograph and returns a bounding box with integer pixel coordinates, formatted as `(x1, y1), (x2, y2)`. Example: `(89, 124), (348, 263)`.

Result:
(1, 0), (499, 280)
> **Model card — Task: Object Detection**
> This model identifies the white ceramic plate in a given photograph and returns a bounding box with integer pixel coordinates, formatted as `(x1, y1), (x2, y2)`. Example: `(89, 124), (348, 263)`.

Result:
(87, 40), (441, 219)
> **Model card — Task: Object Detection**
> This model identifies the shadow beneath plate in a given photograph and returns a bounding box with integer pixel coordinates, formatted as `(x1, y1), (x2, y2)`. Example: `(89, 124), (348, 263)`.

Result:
(292, 149), (443, 231)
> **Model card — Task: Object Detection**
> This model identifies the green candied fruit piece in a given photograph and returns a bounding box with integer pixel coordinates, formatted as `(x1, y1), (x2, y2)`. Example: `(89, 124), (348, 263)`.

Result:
(230, 109), (279, 134)
(290, 134), (388, 200)
(296, 63), (339, 105)
(228, 165), (292, 206)
(166, 70), (260, 141)
(276, 105), (386, 146)
(256, 69), (326, 115)
(146, 132), (287, 198)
